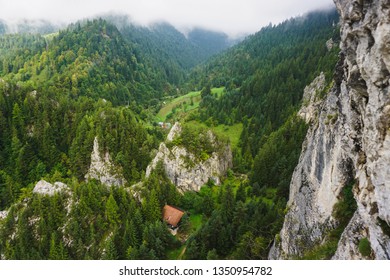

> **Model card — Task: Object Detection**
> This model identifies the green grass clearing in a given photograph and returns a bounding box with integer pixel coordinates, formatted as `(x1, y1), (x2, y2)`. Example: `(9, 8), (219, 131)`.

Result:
(211, 86), (226, 98)
(189, 213), (203, 232)
(212, 123), (243, 149)
(185, 120), (243, 149)
(156, 87), (225, 122)
(166, 213), (203, 260)
(157, 90), (201, 122)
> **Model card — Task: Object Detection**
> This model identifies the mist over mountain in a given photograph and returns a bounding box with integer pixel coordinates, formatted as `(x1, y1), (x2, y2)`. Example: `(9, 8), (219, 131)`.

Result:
(0, 14), (235, 72)
(0, 0), (334, 38)
(0, 18), (62, 35)
(187, 28), (232, 59)
(0, 20), (7, 35)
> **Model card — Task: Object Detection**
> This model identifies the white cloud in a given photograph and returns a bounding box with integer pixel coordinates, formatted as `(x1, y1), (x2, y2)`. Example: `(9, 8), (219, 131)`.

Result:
(0, 0), (335, 37)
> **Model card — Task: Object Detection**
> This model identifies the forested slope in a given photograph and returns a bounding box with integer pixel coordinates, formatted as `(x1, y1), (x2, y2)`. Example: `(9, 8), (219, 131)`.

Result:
(182, 9), (340, 259)
(187, 9), (339, 192)
(118, 21), (232, 88)
(0, 20), (163, 105)
(0, 19), (184, 259)
(0, 9), (343, 260)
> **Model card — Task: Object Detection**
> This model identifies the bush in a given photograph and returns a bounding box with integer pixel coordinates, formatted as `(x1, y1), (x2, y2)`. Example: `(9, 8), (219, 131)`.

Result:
(377, 217), (390, 237)
(358, 238), (371, 257)
(332, 182), (357, 225)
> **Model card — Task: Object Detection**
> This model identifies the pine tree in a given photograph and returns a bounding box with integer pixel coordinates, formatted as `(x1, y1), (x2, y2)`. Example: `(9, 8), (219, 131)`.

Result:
(144, 189), (161, 223)
(221, 185), (235, 222)
(102, 237), (118, 260)
(105, 193), (119, 228)
(49, 233), (59, 260)
(203, 194), (214, 217)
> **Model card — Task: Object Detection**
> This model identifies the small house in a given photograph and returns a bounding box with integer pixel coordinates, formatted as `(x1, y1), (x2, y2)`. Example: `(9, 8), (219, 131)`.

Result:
(157, 122), (172, 129)
(162, 205), (185, 229)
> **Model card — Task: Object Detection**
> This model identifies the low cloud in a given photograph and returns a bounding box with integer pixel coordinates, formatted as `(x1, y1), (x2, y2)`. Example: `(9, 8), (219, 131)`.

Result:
(0, 0), (335, 37)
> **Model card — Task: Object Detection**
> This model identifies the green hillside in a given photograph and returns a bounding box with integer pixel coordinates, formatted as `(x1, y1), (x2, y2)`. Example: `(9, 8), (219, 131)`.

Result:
(156, 87), (225, 122)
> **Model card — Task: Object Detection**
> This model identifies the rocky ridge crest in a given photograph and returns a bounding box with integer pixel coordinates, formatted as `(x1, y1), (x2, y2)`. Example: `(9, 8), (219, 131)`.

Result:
(85, 137), (126, 187)
(146, 122), (233, 192)
(33, 180), (69, 196)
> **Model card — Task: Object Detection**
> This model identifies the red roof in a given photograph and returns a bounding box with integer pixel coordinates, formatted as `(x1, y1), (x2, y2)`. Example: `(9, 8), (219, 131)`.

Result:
(162, 205), (185, 227)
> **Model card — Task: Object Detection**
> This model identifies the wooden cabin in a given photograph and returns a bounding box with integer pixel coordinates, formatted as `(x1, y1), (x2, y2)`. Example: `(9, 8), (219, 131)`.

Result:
(162, 205), (185, 229)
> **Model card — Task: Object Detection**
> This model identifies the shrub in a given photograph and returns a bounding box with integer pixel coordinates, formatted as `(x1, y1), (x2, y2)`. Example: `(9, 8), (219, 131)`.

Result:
(377, 217), (390, 237)
(333, 182), (357, 226)
(358, 238), (371, 257)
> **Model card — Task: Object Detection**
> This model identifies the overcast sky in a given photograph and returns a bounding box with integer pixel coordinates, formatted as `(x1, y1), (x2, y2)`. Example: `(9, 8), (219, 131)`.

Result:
(0, 0), (335, 37)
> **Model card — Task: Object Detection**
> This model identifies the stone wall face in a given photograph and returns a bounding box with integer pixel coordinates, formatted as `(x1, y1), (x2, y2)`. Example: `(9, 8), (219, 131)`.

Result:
(270, 0), (390, 260)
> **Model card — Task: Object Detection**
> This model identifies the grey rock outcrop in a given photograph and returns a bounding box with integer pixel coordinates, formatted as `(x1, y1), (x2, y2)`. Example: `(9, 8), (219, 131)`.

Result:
(166, 122), (182, 142)
(298, 72), (327, 123)
(85, 137), (126, 187)
(146, 123), (233, 192)
(0, 211), (7, 220)
(326, 38), (335, 51)
(271, 0), (390, 259)
(33, 180), (69, 196)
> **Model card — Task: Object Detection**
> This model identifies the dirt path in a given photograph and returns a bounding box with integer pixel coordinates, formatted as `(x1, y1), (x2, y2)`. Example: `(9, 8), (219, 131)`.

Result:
(177, 246), (187, 260)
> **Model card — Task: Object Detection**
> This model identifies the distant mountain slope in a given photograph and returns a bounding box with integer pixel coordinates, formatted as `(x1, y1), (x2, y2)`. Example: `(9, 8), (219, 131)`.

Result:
(116, 19), (232, 85)
(187, 28), (231, 60)
(0, 20), (6, 35)
(190, 8), (340, 157)
(0, 33), (46, 78)
(104, 14), (232, 68)
(0, 19), (171, 105)
(119, 22), (197, 85)
(0, 17), (233, 104)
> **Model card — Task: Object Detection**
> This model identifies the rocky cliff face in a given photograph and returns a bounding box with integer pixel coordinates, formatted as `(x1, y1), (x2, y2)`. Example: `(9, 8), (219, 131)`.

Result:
(33, 180), (69, 196)
(298, 72), (327, 124)
(85, 137), (126, 187)
(270, 0), (390, 259)
(146, 123), (233, 192)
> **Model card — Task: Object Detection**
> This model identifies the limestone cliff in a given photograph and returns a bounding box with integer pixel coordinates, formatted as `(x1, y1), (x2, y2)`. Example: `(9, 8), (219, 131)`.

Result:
(146, 122), (233, 192)
(298, 72), (327, 124)
(270, 0), (390, 259)
(33, 180), (69, 196)
(85, 137), (126, 187)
